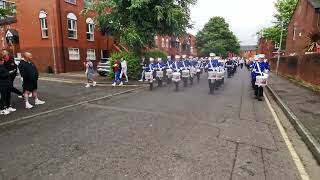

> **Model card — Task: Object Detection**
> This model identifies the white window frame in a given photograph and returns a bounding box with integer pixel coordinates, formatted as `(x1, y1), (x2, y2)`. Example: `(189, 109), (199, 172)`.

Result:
(39, 11), (48, 38)
(65, 0), (76, 4)
(161, 38), (165, 48)
(86, 18), (94, 41)
(67, 13), (77, 39)
(68, 48), (80, 60)
(166, 38), (169, 48)
(87, 49), (96, 60)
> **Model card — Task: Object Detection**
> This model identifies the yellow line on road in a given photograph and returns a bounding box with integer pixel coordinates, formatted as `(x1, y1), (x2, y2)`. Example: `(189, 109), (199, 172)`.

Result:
(264, 94), (310, 180)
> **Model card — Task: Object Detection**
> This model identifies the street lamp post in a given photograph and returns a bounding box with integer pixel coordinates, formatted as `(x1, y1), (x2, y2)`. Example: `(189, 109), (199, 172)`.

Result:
(276, 19), (284, 75)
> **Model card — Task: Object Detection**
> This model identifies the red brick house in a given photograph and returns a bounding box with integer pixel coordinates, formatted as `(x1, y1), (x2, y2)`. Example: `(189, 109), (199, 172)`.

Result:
(257, 37), (276, 60)
(240, 45), (257, 59)
(154, 33), (197, 57)
(286, 0), (320, 56)
(0, 0), (116, 73)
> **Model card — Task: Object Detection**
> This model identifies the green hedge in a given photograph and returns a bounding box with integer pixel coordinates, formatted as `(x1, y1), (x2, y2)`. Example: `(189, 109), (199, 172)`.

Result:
(109, 52), (141, 80)
(144, 48), (168, 60)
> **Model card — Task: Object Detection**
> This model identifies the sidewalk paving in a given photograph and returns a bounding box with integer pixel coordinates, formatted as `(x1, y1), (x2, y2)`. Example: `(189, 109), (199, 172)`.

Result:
(268, 74), (320, 145)
(40, 72), (143, 86)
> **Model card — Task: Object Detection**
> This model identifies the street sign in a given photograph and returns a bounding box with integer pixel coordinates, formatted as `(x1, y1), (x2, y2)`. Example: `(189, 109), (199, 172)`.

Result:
(6, 30), (13, 38)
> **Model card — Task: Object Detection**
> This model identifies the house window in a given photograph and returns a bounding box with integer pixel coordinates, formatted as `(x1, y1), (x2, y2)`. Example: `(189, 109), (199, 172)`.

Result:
(39, 11), (48, 38)
(87, 49), (96, 60)
(161, 38), (165, 48)
(68, 48), (80, 60)
(65, 0), (76, 4)
(293, 27), (297, 41)
(84, 0), (93, 8)
(0, 0), (16, 19)
(86, 18), (94, 41)
(67, 13), (77, 39)
(166, 39), (169, 48)
(101, 49), (109, 59)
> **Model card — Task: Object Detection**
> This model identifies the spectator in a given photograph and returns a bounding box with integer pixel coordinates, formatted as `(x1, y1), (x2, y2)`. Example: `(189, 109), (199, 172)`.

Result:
(112, 59), (123, 86)
(120, 58), (128, 83)
(84, 58), (96, 88)
(0, 57), (13, 115)
(139, 57), (147, 82)
(18, 52), (45, 109)
(2, 50), (24, 98)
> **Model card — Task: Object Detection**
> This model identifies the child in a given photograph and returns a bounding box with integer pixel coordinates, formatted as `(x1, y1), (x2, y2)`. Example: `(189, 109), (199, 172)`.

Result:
(84, 58), (97, 88)
(112, 59), (122, 86)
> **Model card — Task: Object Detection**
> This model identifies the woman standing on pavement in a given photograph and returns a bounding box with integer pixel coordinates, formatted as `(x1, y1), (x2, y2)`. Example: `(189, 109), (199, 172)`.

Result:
(0, 57), (15, 115)
(18, 52), (45, 109)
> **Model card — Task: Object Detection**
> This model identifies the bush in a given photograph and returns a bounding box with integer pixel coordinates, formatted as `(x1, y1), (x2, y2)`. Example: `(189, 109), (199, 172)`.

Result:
(144, 48), (168, 60)
(109, 52), (141, 80)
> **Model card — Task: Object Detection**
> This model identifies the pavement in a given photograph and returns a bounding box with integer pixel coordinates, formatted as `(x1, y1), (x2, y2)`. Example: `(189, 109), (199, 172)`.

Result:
(267, 73), (320, 163)
(40, 72), (142, 86)
(0, 68), (316, 180)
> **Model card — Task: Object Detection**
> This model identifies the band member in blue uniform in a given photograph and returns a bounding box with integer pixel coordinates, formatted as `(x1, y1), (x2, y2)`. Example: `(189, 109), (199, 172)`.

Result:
(171, 55), (183, 72)
(166, 56), (173, 69)
(252, 54), (270, 101)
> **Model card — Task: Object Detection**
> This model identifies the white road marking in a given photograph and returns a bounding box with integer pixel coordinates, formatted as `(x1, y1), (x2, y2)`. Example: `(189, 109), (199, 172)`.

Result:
(264, 94), (310, 180)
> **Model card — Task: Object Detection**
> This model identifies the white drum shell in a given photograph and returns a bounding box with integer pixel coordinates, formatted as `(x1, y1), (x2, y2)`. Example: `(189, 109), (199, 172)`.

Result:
(208, 71), (218, 80)
(172, 72), (181, 82)
(255, 75), (268, 86)
(145, 72), (153, 81)
(156, 71), (164, 78)
(182, 70), (190, 77)
(166, 69), (173, 76)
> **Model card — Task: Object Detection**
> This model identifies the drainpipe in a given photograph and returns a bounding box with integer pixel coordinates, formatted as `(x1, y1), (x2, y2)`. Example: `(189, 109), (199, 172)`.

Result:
(56, 0), (66, 73)
(49, 9), (57, 74)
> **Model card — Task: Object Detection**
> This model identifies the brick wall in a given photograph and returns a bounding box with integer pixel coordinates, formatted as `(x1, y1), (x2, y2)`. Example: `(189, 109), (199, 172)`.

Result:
(286, 0), (319, 56)
(269, 54), (320, 85)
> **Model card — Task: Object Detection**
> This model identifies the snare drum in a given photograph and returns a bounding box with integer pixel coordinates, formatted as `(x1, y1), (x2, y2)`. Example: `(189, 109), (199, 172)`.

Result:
(182, 70), (190, 77)
(208, 71), (218, 80)
(172, 72), (181, 82)
(145, 72), (153, 81)
(166, 69), (173, 76)
(255, 75), (268, 86)
(156, 71), (164, 78)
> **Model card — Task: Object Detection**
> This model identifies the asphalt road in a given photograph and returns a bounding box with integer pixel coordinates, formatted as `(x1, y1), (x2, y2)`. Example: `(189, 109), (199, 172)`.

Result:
(0, 68), (309, 180)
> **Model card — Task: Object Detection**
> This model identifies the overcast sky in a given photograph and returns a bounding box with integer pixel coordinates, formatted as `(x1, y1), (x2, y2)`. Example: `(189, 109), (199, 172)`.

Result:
(188, 0), (277, 45)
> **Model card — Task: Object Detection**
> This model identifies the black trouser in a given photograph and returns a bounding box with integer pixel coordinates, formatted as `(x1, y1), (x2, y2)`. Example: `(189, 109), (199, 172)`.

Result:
(251, 79), (255, 89)
(10, 75), (23, 96)
(253, 79), (263, 97)
(0, 88), (9, 110)
(240, 64), (243, 69)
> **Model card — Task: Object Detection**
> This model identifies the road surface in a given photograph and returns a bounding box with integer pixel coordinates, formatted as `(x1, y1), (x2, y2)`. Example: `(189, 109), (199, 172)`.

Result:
(0, 68), (316, 180)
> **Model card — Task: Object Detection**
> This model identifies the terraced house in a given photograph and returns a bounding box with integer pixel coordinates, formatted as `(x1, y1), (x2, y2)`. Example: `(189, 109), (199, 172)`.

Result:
(286, 0), (320, 55)
(0, 0), (117, 73)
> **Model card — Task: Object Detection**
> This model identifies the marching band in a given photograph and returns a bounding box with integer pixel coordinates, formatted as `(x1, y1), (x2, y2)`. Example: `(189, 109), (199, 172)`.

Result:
(139, 53), (269, 100)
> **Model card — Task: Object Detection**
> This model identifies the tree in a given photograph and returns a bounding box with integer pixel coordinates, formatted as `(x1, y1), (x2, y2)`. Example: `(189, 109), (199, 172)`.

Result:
(260, 0), (298, 49)
(0, 7), (14, 18)
(83, 0), (196, 54)
(196, 17), (240, 57)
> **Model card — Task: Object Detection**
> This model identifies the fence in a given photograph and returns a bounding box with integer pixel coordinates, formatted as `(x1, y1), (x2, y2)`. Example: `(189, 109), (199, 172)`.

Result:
(269, 53), (320, 86)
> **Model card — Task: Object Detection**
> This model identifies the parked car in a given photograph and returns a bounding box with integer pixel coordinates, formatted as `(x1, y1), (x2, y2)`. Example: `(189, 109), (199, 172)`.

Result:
(97, 58), (111, 76)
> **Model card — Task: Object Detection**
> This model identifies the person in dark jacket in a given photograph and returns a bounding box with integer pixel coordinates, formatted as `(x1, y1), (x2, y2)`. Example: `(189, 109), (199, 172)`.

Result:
(0, 58), (13, 115)
(2, 50), (23, 98)
(18, 52), (45, 109)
